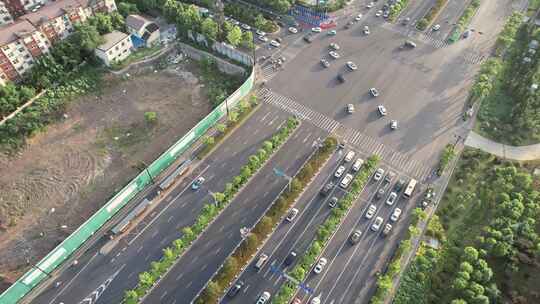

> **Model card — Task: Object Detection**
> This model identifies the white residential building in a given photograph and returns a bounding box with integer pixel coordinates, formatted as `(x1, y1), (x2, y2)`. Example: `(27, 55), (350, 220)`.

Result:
(95, 30), (133, 66)
(0, 1), (14, 26)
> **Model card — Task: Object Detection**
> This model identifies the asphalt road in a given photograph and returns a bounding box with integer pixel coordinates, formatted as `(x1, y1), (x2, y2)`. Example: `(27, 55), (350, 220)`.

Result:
(143, 120), (326, 304)
(31, 103), (297, 304)
(222, 148), (354, 303)
(300, 173), (422, 304)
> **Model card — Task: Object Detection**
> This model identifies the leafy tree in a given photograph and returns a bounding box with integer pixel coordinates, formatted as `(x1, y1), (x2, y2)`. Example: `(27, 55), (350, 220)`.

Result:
(241, 31), (254, 49)
(205, 281), (221, 301)
(222, 256), (239, 277)
(88, 13), (114, 34)
(124, 289), (139, 304)
(71, 23), (104, 54)
(254, 216), (273, 235)
(450, 300), (468, 304)
(463, 246), (479, 263)
(216, 123), (226, 133)
(453, 277), (469, 290)
(227, 25), (243, 47)
(138, 271), (155, 289)
(201, 18), (219, 40)
(254, 14), (266, 30)
(118, 1), (140, 17)
(204, 135), (215, 146)
(460, 261), (474, 273)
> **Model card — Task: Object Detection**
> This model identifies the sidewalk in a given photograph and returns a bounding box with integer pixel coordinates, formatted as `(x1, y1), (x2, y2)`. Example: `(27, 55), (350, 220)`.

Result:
(465, 131), (540, 161)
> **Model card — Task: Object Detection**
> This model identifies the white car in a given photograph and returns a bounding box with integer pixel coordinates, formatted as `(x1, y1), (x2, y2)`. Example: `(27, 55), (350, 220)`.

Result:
(327, 30), (337, 36)
(241, 23), (251, 31)
(365, 204), (377, 219)
(355, 14), (363, 21)
(258, 35), (268, 42)
(366, 2), (374, 8)
(345, 150), (356, 162)
(390, 120), (398, 130)
(312, 27), (322, 33)
(373, 168), (385, 181)
(390, 208), (402, 222)
(352, 158), (364, 171)
(363, 25), (370, 35)
(270, 40), (280, 47)
(335, 165), (346, 178)
(371, 216), (384, 231)
(375, 10), (383, 17)
(347, 103), (355, 114)
(320, 59), (330, 68)
(257, 291), (271, 304)
(289, 27), (298, 34)
(432, 24), (441, 31)
(256, 30), (266, 36)
(286, 208), (299, 222)
(370, 87), (379, 97)
(340, 173), (354, 189)
(313, 257), (327, 274)
(386, 192), (397, 206)
(311, 296), (321, 304)
(377, 105), (387, 116)
(330, 43), (340, 50)
(329, 51), (340, 59)
(346, 61), (358, 71)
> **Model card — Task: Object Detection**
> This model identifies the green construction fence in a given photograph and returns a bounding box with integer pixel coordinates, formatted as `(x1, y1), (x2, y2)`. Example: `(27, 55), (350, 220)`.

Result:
(0, 69), (254, 304)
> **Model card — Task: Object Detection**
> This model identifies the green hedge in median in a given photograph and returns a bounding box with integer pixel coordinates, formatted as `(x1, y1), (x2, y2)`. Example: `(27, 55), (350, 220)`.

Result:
(416, 0), (448, 31)
(447, 0), (481, 43)
(273, 155), (380, 304)
(388, 0), (410, 22)
(122, 116), (300, 304)
(436, 144), (456, 176)
(196, 137), (338, 303)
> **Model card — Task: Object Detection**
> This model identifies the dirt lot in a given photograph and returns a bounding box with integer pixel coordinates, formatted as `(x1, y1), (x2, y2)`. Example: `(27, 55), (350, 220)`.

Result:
(0, 58), (212, 284)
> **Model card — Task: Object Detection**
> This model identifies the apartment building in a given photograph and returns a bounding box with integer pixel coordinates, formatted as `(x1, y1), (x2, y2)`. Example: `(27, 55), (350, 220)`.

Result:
(0, 1), (14, 26)
(0, 0), (117, 85)
(95, 30), (133, 66)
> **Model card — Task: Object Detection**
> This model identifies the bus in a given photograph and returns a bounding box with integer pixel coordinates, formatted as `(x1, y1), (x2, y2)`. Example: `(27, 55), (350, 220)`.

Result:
(403, 178), (417, 198)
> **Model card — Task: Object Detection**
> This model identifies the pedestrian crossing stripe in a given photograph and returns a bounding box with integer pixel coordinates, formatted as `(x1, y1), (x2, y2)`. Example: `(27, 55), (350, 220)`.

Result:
(259, 88), (432, 180)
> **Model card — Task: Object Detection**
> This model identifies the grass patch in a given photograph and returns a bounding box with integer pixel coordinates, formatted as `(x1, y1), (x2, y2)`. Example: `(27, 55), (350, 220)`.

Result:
(416, 0), (448, 30)
(111, 45), (163, 70)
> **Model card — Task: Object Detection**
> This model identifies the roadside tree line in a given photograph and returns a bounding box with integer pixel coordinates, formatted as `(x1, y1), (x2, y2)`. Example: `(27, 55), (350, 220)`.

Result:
(123, 115), (300, 303)
(273, 155), (380, 304)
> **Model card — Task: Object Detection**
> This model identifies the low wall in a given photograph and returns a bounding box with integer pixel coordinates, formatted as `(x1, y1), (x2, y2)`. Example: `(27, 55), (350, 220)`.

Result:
(178, 42), (247, 75)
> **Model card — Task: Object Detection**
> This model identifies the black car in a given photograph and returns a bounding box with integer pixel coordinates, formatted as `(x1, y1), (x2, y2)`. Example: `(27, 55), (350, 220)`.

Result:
(284, 251), (297, 266)
(320, 182), (334, 196)
(276, 37), (283, 43)
(337, 74), (346, 83)
(393, 179), (405, 193)
(345, 21), (354, 29)
(227, 280), (245, 298)
(303, 34), (315, 43)
(375, 188), (385, 200)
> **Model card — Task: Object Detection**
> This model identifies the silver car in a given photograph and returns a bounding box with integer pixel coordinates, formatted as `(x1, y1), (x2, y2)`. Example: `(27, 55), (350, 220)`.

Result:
(365, 204), (377, 219)
(374, 168), (385, 181)
(386, 192), (397, 206)
(371, 216), (384, 231)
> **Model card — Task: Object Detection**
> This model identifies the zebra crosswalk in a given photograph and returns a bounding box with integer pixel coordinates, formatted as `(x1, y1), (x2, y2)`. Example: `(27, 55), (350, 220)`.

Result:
(258, 88), (433, 180)
(260, 64), (279, 82)
(381, 23), (449, 49)
(461, 50), (487, 65)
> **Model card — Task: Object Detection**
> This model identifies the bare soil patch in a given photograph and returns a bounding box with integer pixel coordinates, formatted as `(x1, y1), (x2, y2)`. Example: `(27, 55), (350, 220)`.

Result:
(0, 60), (211, 284)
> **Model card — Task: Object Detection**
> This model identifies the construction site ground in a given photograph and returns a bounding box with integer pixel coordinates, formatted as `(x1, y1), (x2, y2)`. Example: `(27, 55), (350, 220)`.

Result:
(0, 59), (212, 289)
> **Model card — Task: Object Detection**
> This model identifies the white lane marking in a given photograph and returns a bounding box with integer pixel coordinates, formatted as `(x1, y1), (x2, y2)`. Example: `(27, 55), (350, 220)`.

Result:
(48, 252), (100, 304)
(137, 245), (144, 253)
(176, 272), (184, 281)
(167, 215), (174, 223)
(160, 291), (168, 300)
(127, 165), (210, 245)
(151, 230), (159, 238)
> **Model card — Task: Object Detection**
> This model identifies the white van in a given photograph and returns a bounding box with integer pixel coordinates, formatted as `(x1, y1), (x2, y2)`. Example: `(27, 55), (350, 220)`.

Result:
(340, 174), (353, 189)
(352, 158), (364, 171)
(344, 151), (356, 162)
(255, 253), (268, 270)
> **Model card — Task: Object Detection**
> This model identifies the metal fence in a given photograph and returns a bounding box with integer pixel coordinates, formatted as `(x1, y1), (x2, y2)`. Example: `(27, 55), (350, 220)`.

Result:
(0, 65), (254, 304)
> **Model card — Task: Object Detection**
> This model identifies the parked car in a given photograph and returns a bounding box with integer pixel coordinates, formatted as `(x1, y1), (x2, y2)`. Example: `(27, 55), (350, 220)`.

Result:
(286, 208), (299, 222)
(386, 192), (397, 205)
(385, 171), (396, 183)
(241, 23), (251, 31)
(312, 27), (322, 33)
(345, 150), (356, 162)
(328, 196), (338, 208)
(257, 291), (271, 304)
(390, 208), (402, 222)
(367, 2), (375, 8)
(365, 204), (377, 219)
(192, 177), (205, 190)
(227, 280), (245, 298)
(340, 173), (354, 188)
(256, 30), (266, 36)
(377, 105), (387, 116)
(270, 40), (280, 47)
(375, 188), (385, 200)
(352, 158), (364, 171)
(373, 168), (385, 181)
(371, 216), (384, 231)
(321, 59), (330, 68)
(355, 14), (363, 21)
(394, 179), (405, 192)
(313, 257), (328, 274)
(382, 223), (392, 235)
(320, 182), (334, 196)
(289, 27), (298, 33)
(350, 230), (362, 244)
(258, 35), (268, 42)
(335, 166), (346, 178)
(375, 10), (383, 17)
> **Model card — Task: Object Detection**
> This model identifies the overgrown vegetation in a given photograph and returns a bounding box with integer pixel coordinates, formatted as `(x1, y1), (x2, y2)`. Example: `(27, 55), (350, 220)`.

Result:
(388, 0), (410, 22)
(416, 0), (448, 31)
(392, 148), (540, 304)
(224, 2), (278, 33)
(273, 155), (380, 304)
(197, 58), (245, 108)
(494, 12), (524, 56)
(476, 20), (540, 145)
(123, 116), (300, 303)
(448, 0), (481, 43)
(437, 144), (456, 176)
(196, 136), (338, 303)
